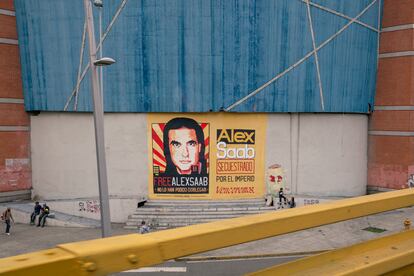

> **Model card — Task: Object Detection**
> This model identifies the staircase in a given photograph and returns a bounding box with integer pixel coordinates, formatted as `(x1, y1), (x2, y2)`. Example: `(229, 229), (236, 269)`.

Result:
(125, 198), (277, 230)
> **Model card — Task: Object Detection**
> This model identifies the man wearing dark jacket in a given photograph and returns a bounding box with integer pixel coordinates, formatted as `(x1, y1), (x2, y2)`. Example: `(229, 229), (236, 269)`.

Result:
(278, 188), (287, 204)
(37, 204), (50, 227)
(30, 202), (41, 225)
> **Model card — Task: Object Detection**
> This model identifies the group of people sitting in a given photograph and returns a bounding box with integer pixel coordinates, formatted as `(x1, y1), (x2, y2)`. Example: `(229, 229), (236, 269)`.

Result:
(30, 202), (50, 227)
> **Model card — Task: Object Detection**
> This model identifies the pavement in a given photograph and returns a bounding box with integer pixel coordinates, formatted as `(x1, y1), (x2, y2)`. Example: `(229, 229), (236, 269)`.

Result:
(0, 204), (413, 260)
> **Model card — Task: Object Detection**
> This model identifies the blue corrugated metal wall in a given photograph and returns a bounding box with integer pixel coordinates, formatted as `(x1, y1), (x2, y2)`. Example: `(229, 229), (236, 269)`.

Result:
(14, 0), (381, 113)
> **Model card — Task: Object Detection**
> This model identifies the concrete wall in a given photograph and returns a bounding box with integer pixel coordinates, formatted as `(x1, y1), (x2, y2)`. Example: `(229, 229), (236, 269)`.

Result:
(266, 114), (368, 197)
(31, 113), (148, 200)
(31, 113), (367, 221)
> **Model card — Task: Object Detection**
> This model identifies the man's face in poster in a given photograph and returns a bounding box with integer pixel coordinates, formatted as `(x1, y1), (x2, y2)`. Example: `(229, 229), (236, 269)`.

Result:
(168, 127), (201, 175)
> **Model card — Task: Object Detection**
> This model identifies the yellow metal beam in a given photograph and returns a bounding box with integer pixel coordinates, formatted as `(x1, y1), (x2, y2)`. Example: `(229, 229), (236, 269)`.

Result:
(0, 248), (80, 276)
(247, 229), (414, 276)
(0, 189), (413, 275)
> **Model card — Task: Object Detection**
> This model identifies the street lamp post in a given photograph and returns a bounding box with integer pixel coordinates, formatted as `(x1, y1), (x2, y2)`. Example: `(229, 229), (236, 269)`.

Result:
(83, 0), (112, 237)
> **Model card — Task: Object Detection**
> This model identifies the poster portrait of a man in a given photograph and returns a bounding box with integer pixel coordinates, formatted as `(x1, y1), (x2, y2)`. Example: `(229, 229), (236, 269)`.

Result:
(151, 117), (209, 194)
(162, 117), (208, 175)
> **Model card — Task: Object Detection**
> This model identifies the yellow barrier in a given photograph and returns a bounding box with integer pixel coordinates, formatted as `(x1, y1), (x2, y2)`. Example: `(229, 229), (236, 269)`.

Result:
(248, 229), (414, 276)
(0, 189), (413, 275)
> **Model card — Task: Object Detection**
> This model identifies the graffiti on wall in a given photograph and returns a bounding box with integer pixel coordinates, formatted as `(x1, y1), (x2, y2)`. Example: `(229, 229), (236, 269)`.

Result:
(78, 200), (100, 213)
(5, 158), (29, 170)
(304, 199), (320, 205)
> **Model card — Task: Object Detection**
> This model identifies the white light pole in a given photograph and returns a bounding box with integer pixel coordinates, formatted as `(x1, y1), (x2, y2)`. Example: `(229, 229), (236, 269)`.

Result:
(83, 0), (114, 237)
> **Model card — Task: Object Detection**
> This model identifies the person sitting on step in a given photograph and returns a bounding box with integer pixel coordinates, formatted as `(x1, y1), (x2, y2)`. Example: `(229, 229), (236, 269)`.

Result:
(288, 197), (296, 208)
(37, 203), (50, 228)
(139, 220), (150, 234)
(278, 188), (287, 204)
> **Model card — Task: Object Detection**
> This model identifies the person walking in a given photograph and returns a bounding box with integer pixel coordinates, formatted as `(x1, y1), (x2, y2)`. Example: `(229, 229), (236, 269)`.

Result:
(2, 208), (14, 236)
(37, 203), (50, 228)
(30, 202), (42, 225)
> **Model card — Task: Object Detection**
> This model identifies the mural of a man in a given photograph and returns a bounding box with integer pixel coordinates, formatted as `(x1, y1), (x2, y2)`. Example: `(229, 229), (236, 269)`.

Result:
(163, 117), (207, 175)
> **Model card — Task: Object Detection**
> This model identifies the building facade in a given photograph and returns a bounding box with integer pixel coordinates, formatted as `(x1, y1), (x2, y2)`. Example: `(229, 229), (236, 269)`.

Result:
(2, 0), (412, 222)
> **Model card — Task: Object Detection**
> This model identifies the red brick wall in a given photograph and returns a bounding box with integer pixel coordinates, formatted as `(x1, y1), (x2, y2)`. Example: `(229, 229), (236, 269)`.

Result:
(0, 104), (29, 125)
(0, 132), (31, 190)
(368, 0), (414, 190)
(379, 30), (413, 53)
(375, 57), (414, 105)
(0, 44), (23, 98)
(0, 2), (31, 193)
(381, 0), (414, 28)
(0, 14), (17, 39)
(368, 136), (414, 189)
(370, 111), (414, 131)
(0, 0), (14, 11)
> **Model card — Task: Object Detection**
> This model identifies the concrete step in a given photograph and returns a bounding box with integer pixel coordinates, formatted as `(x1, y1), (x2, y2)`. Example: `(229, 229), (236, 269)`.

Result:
(128, 209), (274, 218)
(127, 212), (274, 221)
(126, 219), (220, 228)
(125, 198), (276, 230)
(132, 206), (274, 212)
(125, 225), (178, 230)
(126, 218), (220, 226)
(127, 219), (239, 229)
(143, 200), (265, 208)
(145, 199), (265, 204)
(130, 208), (275, 216)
